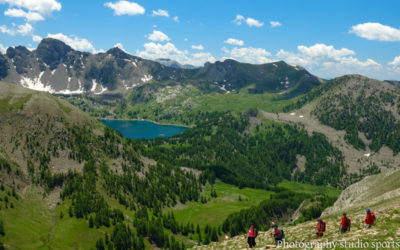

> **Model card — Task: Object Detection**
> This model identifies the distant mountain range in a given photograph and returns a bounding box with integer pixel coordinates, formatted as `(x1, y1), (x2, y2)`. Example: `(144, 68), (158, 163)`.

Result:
(155, 58), (196, 69)
(385, 80), (400, 88)
(0, 38), (321, 97)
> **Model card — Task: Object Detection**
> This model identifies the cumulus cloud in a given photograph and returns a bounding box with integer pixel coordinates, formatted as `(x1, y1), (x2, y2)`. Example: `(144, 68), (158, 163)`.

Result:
(224, 38), (244, 46)
(104, 1), (145, 16)
(276, 43), (381, 78)
(47, 33), (98, 53)
(0, 22), (33, 36)
(350, 22), (400, 42)
(137, 42), (215, 66)
(148, 30), (170, 42)
(389, 56), (400, 69)
(4, 8), (44, 21)
(246, 18), (264, 27)
(0, 0), (61, 15)
(152, 9), (169, 18)
(191, 44), (204, 50)
(233, 14), (264, 27)
(270, 21), (281, 28)
(222, 47), (272, 64)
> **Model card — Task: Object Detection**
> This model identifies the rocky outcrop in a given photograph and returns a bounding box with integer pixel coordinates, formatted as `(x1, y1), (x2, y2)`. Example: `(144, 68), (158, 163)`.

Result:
(322, 169), (400, 216)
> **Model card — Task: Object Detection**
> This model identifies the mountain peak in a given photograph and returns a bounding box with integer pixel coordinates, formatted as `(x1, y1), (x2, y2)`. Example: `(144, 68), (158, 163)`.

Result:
(37, 38), (74, 70)
(38, 38), (73, 52)
(6, 45), (31, 58)
(106, 46), (130, 58)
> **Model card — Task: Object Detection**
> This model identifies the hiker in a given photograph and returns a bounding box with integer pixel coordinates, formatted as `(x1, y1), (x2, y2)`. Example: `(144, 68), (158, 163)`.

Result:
(362, 208), (375, 228)
(271, 224), (284, 247)
(247, 223), (257, 248)
(339, 212), (351, 233)
(313, 218), (326, 238)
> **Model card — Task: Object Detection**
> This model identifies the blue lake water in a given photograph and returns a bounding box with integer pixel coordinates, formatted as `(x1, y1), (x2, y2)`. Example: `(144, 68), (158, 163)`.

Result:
(99, 119), (188, 140)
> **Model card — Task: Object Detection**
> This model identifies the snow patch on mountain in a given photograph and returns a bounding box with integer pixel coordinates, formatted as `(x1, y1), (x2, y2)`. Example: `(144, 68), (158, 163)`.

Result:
(141, 75), (153, 83)
(20, 72), (55, 93)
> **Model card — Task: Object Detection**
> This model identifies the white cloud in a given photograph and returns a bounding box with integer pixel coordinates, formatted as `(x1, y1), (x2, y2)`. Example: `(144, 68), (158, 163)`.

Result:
(152, 9), (169, 18)
(224, 38), (244, 46)
(0, 44), (6, 54)
(223, 47), (272, 64)
(277, 43), (381, 78)
(233, 14), (264, 27)
(233, 14), (244, 25)
(173, 16), (179, 22)
(104, 1), (145, 16)
(350, 22), (400, 42)
(389, 56), (400, 69)
(245, 17), (264, 28)
(191, 44), (204, 50)
(32, 34), (42, 42)
(47, 33), (98, 53)
(192, 52), (215, 64)
(148, 30), (170, 42)
(270, 21), (281, 28)
(4, 8), (44, 21)
(137, 42), (215, 66)
(0, 22), (33, 36)
(0, 0), (61, 15)
(15, 22), (32, 35)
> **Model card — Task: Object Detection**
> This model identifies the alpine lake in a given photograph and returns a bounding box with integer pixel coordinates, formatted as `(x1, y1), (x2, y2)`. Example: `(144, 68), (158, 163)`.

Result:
(99, 119), (189, 139)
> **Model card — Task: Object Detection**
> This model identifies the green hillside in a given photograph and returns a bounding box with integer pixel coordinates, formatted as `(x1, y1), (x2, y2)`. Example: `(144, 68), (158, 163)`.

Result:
(0, 81), (347, 249)
(59, 82), (298, 125)
(0, 82), (203, 249)
(285, 75), (400, 153)
(1, 73), (400, 250)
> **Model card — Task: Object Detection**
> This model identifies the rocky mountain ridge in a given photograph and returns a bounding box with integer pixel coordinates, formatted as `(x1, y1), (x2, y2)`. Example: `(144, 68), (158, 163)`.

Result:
(0, 38), (321, 97)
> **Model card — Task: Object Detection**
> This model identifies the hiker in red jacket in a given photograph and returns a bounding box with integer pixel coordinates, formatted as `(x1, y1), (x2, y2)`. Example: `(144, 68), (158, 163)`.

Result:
(247, 223), (257, 248)
(363, 208), (375, 228)
(339, 212), (351, 233)
(313, 218), (326, 238)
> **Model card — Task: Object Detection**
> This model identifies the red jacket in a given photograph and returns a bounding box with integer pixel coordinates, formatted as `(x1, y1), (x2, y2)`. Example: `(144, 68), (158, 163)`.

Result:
(341, 217), (350, 229)
(366, 212), (374, 225)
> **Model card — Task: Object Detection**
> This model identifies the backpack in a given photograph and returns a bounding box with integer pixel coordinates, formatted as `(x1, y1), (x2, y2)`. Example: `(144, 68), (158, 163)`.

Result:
(371, 212), (376, 222)
(254, 228), (258, 238)
(280, 228), (285, 239)
(345, 218), (351, 228)
(320, 221), (326, 232)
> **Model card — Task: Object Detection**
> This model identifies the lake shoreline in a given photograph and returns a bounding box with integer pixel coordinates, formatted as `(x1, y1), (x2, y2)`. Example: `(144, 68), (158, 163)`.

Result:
(99, 117), (193, 128)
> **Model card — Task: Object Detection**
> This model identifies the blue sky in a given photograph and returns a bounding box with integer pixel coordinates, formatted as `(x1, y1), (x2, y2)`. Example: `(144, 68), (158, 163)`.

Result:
(1, 0), (400, 80)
